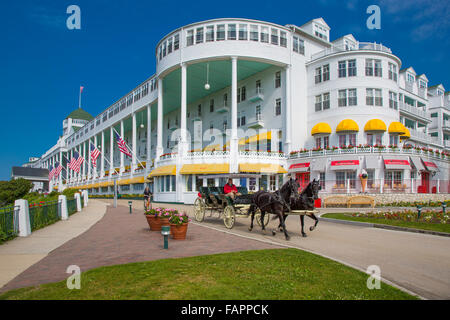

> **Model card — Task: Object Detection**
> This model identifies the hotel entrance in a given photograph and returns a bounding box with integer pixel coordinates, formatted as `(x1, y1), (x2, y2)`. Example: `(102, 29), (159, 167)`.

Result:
(296, 172), (310, 191)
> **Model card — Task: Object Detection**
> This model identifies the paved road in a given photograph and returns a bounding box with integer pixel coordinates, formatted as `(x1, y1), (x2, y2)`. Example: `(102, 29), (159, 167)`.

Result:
(152, 202), (450, 300)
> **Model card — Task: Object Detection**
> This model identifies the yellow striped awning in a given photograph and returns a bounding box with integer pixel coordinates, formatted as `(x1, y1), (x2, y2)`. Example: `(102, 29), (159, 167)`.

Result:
(203, 144), (222, 151)
(389, 122), (407, 135)
(148, 165), (177, 177)
(99, 181), (109, 187)
(239, 163), (287, 174)
(91, 183), (101, 188)
(245, 131), (272, 144)
(364, 119), (387, 132)
(400, 128), (411, 140)
(223, 137), (247, 149)
(336, 119), (359, 132)
(118, 179), (131, 185)
(311, 122), (332, 136)
(129, 176), (146, 184)
(179, 163), (230, 175)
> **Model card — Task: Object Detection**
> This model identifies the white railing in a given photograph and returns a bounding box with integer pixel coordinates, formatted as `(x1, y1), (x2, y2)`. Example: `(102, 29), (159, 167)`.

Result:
(399, 101), (429, 119)
(187, 151), (230, 159)
(289, 146), (449, 161)
(239, 151), (287, 160)
(311, 41), (392, 60)
(409, 129), (440, 144)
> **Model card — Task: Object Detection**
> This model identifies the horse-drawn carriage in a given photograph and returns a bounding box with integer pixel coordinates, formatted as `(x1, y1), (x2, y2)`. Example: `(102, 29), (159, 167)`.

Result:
(193, 185), (270, 229)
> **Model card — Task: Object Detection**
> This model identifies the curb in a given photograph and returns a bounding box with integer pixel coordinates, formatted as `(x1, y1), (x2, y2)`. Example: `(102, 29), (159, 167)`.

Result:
(318, 216), (450, 238)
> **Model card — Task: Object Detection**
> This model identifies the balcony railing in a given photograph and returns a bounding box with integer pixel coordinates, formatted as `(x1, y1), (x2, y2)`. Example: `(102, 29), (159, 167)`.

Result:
(247, 114), (264, 129)
(311, 41), (392, 60)
(239, 151), (287, 159)
(399, 101), (430, 120)
(249, 87), (264, 102)
(289, 146), (449, 161)
(408, 129), (440, 145)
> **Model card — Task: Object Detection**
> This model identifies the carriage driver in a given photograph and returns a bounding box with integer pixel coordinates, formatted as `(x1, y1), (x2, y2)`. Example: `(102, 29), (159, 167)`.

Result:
(224, 178), (241, 200)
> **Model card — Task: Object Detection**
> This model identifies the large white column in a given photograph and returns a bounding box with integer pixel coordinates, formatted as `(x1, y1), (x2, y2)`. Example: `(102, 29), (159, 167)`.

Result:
(120, 120), (125, 173)
(83, 142), (87, 180)
(146, 105), (152, 174)
(59, 151), (63, 185)
(156, 78), (164, 160)
(88, 139), (92, 179)
(132, 112), (137, 173)
(101, 130), (105, 177)
(230, 56), (238, 173)
(110, 126), (114, 176)
(284, 64), (292, 154)
(181, 63), (187, 153)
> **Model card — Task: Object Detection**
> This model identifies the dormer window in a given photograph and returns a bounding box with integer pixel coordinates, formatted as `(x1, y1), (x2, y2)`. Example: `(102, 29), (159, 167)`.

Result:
(437, 89), (444, 96)
(407, 73), (415, 83)
(314, 24), (328, 41)
(419, 80), (427, 89)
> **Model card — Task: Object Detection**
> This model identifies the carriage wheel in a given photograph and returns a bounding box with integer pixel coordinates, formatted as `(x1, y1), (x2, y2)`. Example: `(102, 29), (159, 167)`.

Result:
(223, 206), (236, 229)
(194, 198), (205, 222)
(255, 209), (270, 227)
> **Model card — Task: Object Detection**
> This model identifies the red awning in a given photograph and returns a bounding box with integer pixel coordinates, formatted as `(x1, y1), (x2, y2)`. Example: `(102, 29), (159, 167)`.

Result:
(383, 156), (411, 170)
(289, 162), (310, 173)
(330, 159), (359, 170)
(423, 161), (439, 172)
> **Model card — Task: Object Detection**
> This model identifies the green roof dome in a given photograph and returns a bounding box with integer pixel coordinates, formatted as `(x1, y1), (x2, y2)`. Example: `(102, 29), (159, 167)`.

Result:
(66, 108), (94, 121)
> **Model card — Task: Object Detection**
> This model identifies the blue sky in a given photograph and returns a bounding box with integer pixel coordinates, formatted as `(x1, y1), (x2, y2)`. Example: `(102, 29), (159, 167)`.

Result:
(0, 0), (448, 180)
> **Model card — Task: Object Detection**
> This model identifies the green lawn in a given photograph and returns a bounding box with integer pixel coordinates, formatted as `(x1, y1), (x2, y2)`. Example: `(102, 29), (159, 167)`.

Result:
(0, 249), (415, 300)
(322, 213), (450, 234)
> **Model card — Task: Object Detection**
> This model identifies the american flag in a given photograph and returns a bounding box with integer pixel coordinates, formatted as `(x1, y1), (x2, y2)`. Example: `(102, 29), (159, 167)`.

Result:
(68, 152), (79, 171)
(54, 162), (62, 178)
(73, 154), (85, 173)
(115, 132), (132, 157)
(48, 165), (55, 180)
(90, 144), (101, 167)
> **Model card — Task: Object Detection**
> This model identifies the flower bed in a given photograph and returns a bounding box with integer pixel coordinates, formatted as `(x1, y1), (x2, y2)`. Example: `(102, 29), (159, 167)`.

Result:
(145, 207), (191, 239)
(352, 209), (449, 225)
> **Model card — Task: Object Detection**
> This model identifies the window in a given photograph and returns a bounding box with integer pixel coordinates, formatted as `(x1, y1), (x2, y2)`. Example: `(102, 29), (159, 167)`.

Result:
(237, 86), (246, 102)
(166, 176), (171, 192)
(250, 25), (259, 41)
(323, 93), (330, 110)
(162, 41), (166, 57)
(216, 24), (225, 41)
(338, 90), (347, 107)
(389, 134), (399, 146)
(209, 121), (214, 134)
(348, 89), (357, 106)
(389, 92), (398, 109)
(237, 88), (241, 103)
(206, 25), (214, 42)
(419, 80), (427, 89)
(174, 34), (180, 50)
(210, 99), (214, 112)
(431, 112), (438, 118)
(319, 172), (325, 189)
(186, 29), (194, 46)
(275, 71), (281, 88)
(280, 31), (287, 47)
(271, 28), (278, 45)
(196, 27), (204, 44)
(275, 98), (281, 116)
(158, 46), (162, 60)
(365, 59), (374, 76)
(186, 175), (193, 192)
(367, 88), (382, 106)
(336, 171), (356, 189)
(239, 24), (248, 40)
(315, 67), (322, 84)
(366, 133), (383, 146)
(223, 93), (228, 106)
(256, 105), (262, 120)
(374, 60), (382, 77)
(256, 79), (261, 92)
(167, 37), (173, 54)
(323, 64), (330, 81)
(227, 24), (236, 40)
(348, 59), (356, 76)
(338, 61), (346, 78)
(375, 89), (383, 106)
(292, 36), (305, 54)
(388, 63), (397, 81)
(315, 137), (321, 148)
(315, 95), (322, 112)
(323, 136), (329, 149)
(198, 104), (202, 117)
(384, 170), (402, 189)
(260, 26), (269, 43)
(407, 73), (415, 83)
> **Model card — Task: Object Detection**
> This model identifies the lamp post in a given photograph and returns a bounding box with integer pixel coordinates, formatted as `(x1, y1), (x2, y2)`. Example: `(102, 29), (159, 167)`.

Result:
(161, 225), (170, 249)
(442, 202), (447, 215)
(128, 201), (133, 214)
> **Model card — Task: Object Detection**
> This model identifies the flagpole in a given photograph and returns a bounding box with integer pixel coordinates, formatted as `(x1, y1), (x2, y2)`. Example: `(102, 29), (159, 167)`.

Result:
(112, 127), (146, 170)
(78, 86), (82, 109)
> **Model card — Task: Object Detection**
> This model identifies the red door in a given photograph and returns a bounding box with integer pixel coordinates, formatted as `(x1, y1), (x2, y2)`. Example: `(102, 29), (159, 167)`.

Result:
(296, 172), (310, 192)
(421, 172), (430, 193)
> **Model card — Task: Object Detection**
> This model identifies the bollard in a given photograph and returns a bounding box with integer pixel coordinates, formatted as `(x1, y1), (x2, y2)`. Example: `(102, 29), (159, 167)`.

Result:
(416, 205), (422, 220)
(161, 225), (170, 249)
(128, 201), (133, 214)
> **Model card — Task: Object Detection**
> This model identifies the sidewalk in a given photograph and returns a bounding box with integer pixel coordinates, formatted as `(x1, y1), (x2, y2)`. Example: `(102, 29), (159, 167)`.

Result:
(0, 199), (107, 289)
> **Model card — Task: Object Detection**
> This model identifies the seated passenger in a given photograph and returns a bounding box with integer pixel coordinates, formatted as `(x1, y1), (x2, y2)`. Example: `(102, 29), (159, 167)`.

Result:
(224, 178), (241, 200)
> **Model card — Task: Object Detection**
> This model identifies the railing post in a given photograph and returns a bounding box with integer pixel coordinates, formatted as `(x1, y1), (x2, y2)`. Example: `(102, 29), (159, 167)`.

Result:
(346, 178), (350, 194)
(15, 199), (31, 237)
(437, 179), (440, 194)
(82, 190), (89, 206)
(58, 195), (68, 220)
(75, 193), (82, 212)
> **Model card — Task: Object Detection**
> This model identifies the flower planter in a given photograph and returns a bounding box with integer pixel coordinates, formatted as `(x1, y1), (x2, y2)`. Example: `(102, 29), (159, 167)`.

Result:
(146, 216), (170, 231)
(170, 223), (188, 240)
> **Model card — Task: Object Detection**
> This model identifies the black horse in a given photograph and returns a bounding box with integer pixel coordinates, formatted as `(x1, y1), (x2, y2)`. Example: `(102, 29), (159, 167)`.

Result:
(276, 179), (321, 237)
(248, 178), (300, 240)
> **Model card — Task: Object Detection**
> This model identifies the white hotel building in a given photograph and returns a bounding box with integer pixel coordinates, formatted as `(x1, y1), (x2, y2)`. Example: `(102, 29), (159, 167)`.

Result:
(32, 18), (450, 203)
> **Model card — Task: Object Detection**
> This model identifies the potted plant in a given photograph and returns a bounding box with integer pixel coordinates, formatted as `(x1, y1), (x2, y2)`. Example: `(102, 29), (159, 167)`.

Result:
(145, 208), (172, 231)
(169, 211), (190, 240)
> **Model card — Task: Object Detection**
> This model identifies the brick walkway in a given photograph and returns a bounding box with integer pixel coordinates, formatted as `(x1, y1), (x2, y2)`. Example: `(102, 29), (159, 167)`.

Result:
(1, 201), (280, 293)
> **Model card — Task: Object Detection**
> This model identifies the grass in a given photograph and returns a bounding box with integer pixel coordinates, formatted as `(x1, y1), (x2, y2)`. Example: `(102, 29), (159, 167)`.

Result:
(0, 249), (416, 300)
(322, 213), (450, 234)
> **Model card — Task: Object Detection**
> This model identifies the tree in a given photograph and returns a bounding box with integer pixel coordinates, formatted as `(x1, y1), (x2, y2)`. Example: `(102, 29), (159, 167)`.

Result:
(0, 178), (33, 207)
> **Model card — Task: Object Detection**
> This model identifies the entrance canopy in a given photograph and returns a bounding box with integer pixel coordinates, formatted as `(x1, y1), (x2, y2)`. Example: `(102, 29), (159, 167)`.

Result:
(289, 162), (310, 173)
(239, 163), (287, 174)
(383, 156), (411, 170)
(330, 156), (359, 171)
(179, 163), (229, 175)
(422, 160), (439, 173)
(410, 156), (425, 171)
